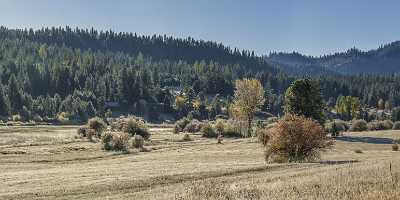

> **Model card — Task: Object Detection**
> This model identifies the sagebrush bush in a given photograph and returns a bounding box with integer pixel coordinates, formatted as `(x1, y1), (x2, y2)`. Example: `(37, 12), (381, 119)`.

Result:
(101, 131), (113, 150)
(201, 123), (217, 138)
(77, 126), (87, 137)
(261, 114), (332, 163)
(367, 120), (393, 131)
(325, 119), (348, 136)
(123, 117), (150, 139)
(383, 120), (394, 130)
(393, 121), (400, 130)
(12, 114), (22, 122)
(222, 120), (241, 137)
(101, 131), (129, 151)
(214, 119), (225, 134)
(183, 119), (203, 133)
(174, 117), (191, 133)
(88, 117), (106, 136)
(132, 134), (145, 149)
(350, 120), (368, 132)
(111, 116), (150, 139)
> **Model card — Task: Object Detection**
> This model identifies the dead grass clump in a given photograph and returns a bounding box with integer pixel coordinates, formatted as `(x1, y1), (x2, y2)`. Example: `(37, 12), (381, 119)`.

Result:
(350, 120), (368, 132)
(261, 114), (332, 163)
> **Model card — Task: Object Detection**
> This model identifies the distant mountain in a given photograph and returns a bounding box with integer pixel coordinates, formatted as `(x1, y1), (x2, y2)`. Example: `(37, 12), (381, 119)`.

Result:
(266, 41), (400, 75)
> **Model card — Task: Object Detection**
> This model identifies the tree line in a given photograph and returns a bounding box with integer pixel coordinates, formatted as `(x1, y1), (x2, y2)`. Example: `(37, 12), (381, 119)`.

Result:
(0, 26), (400, 122)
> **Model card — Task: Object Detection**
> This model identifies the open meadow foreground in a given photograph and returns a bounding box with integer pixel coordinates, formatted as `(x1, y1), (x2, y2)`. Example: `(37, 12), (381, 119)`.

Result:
(0, 125), (399, 200)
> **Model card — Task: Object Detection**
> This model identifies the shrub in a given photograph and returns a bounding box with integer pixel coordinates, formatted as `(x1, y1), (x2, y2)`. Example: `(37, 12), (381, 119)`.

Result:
(325, 120), (348, 136)
(88, 117), (106, 136)
(77, 126), (87, 137)
(354, 149), (363, 153)
(123, 117), (150, 139)
(392, 144), (399, 151)
(261, 114), (332, 163)
(367, 120), (393, 131)
(201, 123), (217, 138)
(132, 134), (145, 149)
(222, 120), (241, 137)
(173, 124), (182, 134)
(393, 121), (400, 130)
(214, 119), (225, 134)
(101, 131), (113, 150)
(383, 120), (394, 130)
(86, 129), (96, 142)
(57, 112), (70, 123)
(174, 117), (191, 133)
(12, 114), (22, 122)
(183, 119), (203, 133)
(33, 114), (43, 122)
(266, 117), (279, 124)
(112, 132), (130, 151)
(350, 120), (368, 132)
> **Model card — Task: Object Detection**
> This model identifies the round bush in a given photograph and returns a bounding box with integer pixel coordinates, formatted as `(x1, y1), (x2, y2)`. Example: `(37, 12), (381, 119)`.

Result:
(101, 131), (113, 150)
(383, 120), (394, 130)
(350, 120), (368, 132)
(183, 119), (203, 133)
(112, 132), (130, 151)
(261, 114), (332, 163)
(132, 134), (145, 149)
(201, 123), (217, 138)
(393, 121), (400, 130)
(77, 126), (87, 137)
(222, 121), (241, 137)
(123, 117), (150, 139)
(88, 117), (106, 136)
(325, 119), (348, 136)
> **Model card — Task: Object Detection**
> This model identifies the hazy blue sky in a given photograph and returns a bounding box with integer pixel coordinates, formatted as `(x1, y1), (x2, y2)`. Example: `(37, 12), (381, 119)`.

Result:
(0, 0), (399, 56)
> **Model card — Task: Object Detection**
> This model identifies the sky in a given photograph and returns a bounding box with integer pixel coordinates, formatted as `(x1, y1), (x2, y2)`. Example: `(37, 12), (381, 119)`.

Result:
(0, 0), (399, 56)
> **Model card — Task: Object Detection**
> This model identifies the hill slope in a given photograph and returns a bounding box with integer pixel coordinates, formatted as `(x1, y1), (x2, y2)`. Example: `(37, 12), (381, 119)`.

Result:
(266, 42), (400, 75)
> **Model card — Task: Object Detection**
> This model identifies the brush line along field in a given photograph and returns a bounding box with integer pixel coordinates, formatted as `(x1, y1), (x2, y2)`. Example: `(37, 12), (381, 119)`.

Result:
(0, 125), (399, 200)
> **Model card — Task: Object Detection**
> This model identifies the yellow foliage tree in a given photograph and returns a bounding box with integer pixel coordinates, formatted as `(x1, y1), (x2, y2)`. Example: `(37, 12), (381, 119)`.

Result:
(232, 78), (264, 137)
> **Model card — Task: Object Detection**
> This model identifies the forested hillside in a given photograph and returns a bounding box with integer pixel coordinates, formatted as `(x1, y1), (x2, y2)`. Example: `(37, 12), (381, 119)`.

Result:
(267, 42), (400, 75)
(0, 26), (400, 122)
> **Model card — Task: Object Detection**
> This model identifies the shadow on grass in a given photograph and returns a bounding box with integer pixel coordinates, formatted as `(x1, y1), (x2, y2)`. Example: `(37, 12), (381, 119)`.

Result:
(317, 160), (359, 165)
(335, 136), (394, 144)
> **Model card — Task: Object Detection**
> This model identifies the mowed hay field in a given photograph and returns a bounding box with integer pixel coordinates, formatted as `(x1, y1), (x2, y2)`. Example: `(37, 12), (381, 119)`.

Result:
(0, 126), (400, 200)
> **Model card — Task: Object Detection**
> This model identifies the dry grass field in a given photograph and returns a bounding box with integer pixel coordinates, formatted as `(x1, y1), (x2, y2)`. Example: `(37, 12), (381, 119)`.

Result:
(0, 125), (399, 200)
